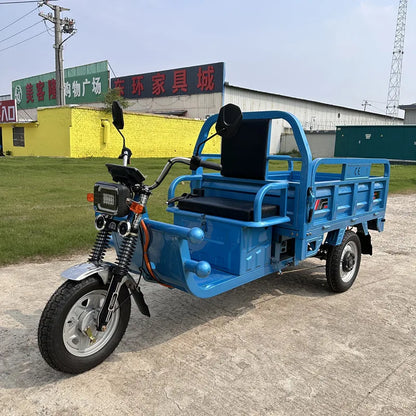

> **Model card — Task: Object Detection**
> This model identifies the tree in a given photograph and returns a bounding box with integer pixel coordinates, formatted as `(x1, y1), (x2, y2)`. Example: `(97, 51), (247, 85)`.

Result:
(102, 88), (129, 112)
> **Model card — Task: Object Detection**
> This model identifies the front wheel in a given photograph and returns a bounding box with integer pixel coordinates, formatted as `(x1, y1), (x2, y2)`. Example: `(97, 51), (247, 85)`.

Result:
(326, 230), (361, 293)
(38, 275), (131, 374)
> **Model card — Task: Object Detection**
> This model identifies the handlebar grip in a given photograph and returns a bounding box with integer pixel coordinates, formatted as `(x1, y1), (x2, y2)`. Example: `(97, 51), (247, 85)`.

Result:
(199, 160), (222, 171)
(190, 155), (221, 171)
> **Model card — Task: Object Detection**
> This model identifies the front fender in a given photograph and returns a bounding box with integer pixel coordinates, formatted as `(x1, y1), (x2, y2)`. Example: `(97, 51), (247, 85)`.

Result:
(61, 262), (114, 285)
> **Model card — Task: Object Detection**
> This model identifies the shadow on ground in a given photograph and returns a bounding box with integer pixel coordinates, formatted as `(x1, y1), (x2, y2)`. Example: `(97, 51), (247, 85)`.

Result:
(0, 260), (330, 389)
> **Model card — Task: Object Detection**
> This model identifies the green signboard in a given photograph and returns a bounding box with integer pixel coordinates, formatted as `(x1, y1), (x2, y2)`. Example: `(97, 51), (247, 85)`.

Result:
(12, 61), (109, 109)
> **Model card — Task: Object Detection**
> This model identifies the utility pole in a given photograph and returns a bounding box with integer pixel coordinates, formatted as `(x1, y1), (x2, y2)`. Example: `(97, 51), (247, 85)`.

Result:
(39, 1), (75, 106)
(362, 100), (370, 111)
(386, 0), (408, 117)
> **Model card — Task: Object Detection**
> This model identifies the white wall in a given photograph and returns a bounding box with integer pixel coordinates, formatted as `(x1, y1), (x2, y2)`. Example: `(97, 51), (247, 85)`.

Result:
(224, 84), (403, 153)
(281, 132), (336, 158)
(125, 92), (223, 119)
(403, 109), (416, 124)
(17, 108), (38, 122)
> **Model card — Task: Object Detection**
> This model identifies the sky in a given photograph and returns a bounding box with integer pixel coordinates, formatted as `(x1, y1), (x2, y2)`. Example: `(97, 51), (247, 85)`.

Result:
(0, 0), (414, 114)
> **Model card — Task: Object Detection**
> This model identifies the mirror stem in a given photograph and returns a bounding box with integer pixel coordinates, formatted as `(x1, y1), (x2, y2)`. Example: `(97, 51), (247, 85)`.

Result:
(122, 150), (129, 166)
(114, 128), (131, 165)
(116, 128), (126, 149)
(195, 132), (218, 156)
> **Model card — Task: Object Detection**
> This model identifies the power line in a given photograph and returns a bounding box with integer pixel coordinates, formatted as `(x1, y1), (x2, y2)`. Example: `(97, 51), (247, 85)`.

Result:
(366, 100), (386, 105)
(108, 61), (118, 78)
(16, 100), (36, 121)
(0, 28), (47, 52)
(0, 1), (57, 4)
(0, 5), (38, 32)
(0, 19), (42, 43)
(38, 2), (76, 106)
(42, 18), (53, 36)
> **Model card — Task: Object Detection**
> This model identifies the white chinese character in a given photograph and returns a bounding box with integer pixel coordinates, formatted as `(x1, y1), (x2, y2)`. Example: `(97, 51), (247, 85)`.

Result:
(91, 77), (102, 95)
(64, 81), (71, 98)
(72, 81), (81, 98)
(82, 78), (91, 96)
(14, 85), (23, 104)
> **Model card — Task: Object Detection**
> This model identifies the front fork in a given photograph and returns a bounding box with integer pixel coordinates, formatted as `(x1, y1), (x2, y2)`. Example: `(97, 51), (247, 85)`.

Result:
(96, 190), (150, 331)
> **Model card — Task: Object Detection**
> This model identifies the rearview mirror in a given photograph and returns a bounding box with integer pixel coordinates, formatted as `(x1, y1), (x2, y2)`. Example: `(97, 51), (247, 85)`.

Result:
(215, 103), (242, 139)
(112, 101), (124, 130)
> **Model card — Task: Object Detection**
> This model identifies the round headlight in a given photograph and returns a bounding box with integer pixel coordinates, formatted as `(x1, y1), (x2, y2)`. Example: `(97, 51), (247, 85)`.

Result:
(95, 214), (106, 231)
(117, 221), (131, 237)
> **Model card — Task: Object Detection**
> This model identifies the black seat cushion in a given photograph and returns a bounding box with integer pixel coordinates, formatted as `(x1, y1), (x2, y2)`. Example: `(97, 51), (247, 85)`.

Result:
(177, 196), (278, 221)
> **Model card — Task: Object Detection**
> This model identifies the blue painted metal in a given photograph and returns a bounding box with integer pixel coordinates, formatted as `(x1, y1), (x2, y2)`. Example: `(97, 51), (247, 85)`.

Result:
(110, 109), (390, 298)
(168, 174), (202, 201)
(145, 219), (204, 244)
(184, 259), (211, 278)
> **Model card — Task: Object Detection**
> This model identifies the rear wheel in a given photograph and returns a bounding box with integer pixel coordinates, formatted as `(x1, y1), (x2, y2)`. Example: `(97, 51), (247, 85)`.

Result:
(326, 230), (361, 293)
(38, 275), (131, 374)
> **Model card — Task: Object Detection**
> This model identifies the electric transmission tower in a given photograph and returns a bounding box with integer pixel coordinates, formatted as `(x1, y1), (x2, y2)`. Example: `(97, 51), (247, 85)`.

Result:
(386, 0), (408, 117)
(38, 1), (76, 106)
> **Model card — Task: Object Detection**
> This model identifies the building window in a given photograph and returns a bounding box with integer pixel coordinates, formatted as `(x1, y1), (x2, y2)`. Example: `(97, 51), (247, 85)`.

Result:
(13, 127), (25, 147)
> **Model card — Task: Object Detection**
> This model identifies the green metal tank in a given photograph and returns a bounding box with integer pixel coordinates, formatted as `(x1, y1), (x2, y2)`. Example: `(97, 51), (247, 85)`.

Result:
(335, 125), (416, 161)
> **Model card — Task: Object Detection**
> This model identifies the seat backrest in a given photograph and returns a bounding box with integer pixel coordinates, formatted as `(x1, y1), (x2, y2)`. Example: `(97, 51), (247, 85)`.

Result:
(220, 119), (270, 180)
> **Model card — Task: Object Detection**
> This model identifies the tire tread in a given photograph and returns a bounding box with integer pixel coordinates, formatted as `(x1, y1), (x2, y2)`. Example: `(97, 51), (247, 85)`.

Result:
(326, 230), (361, 293)
(38, 276), (130, 374)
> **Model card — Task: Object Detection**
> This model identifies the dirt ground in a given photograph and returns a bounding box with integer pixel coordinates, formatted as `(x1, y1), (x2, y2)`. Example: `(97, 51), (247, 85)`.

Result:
(0, 194), (415, 416)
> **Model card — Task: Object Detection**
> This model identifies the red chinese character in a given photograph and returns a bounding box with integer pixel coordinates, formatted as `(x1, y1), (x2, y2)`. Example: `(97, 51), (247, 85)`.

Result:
(26, 83), (34, 103)
(152, 73), (166, 96)
(172, 69), (188, 93)
(48, 79), (56, 100)
(36, 81), (45, 102)
(197, 65), (215, 91)
(114, 79), (125, 96)
(132, 76), (144, 96)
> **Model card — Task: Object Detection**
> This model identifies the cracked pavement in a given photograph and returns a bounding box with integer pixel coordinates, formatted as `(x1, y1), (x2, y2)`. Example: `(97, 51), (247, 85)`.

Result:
(0, 194), (415, 415)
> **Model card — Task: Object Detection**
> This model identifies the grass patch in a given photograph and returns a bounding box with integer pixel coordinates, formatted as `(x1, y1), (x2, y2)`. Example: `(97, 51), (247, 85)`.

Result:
(0, 156), (415, 266)
(0, 157), (189, 266)
(314, 163), (416, 193)
(387, 164), (416, 193)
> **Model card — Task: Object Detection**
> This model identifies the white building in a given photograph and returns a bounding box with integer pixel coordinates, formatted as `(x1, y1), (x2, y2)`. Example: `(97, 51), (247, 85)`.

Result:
(10, 61), (403, 157)
(224, 84), (402, 156)
(127, 79), (402, 157)
(399, 103), (416, 124)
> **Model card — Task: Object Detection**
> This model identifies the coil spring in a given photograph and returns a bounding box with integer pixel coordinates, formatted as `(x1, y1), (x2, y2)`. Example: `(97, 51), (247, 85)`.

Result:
(89, 229), (111, 264)
(114, 234), (137, 277)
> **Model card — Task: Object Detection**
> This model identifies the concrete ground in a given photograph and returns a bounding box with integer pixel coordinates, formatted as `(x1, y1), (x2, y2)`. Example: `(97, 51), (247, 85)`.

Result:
(0, 194), (415, 416)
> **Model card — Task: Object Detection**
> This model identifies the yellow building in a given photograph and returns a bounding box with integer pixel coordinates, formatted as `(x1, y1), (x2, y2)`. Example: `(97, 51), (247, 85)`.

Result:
(0, 106), (218, 158)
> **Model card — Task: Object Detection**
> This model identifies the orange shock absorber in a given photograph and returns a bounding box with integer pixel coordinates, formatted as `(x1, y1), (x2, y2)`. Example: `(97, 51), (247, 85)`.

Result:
(140, 221), (172, 288)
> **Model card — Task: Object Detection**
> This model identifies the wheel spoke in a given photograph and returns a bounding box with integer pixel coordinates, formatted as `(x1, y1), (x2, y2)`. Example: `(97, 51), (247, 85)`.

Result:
(86, 293), (104, 309)
(71, 304), (87, 318)
(62, 288), (120, 357)
(77, 332), (93, 351)
(64, 317), (79, 338)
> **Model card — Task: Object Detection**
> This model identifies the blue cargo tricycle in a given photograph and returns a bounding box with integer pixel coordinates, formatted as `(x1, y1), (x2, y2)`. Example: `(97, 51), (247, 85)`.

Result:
(38, 103), (390, 373)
